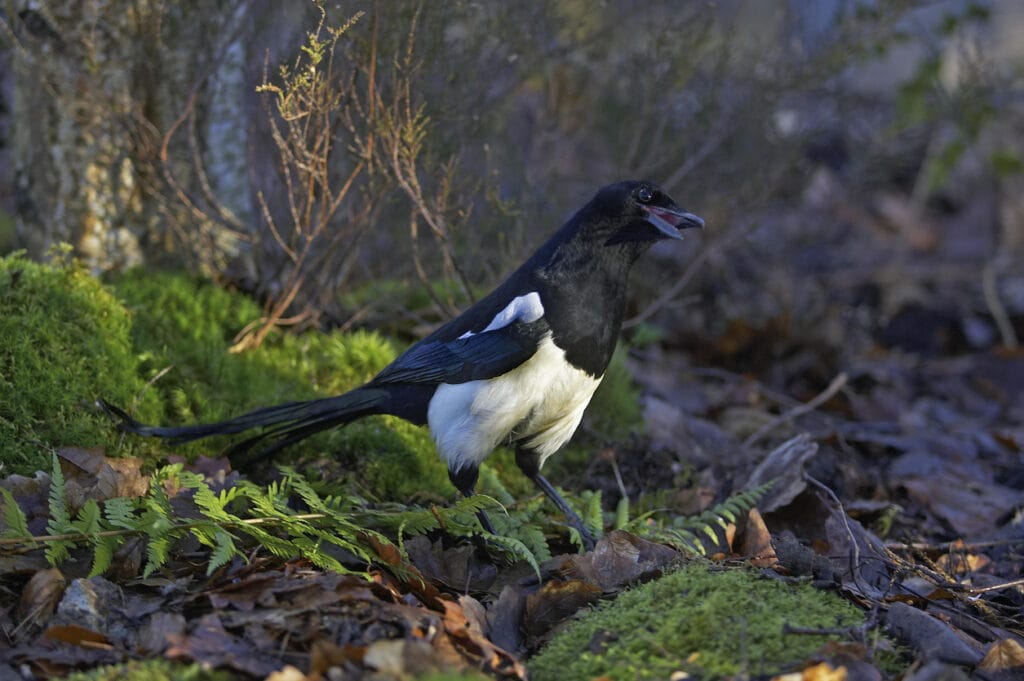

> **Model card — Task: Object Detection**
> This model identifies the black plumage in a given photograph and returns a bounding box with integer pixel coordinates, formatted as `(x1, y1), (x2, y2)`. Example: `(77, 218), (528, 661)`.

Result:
(102, 180), (703, 548)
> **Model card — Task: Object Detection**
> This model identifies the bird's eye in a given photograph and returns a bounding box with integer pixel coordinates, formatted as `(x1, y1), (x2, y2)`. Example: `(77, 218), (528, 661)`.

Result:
(637, 187), (653, 203)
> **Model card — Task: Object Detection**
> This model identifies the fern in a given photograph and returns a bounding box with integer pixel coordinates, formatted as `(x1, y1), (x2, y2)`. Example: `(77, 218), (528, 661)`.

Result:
(206, 528), (240, 574)
(104, 497), (137, 529)
(44, 453), (74, 564)
(1, 461), (581, 581)
(483, 533), (542, 577)
(628, 481), (775, 556)
(0, 488), (30, 538)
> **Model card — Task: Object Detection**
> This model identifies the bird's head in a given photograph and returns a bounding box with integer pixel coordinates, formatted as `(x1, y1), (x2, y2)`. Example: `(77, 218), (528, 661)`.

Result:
(567, 181), (703, 261)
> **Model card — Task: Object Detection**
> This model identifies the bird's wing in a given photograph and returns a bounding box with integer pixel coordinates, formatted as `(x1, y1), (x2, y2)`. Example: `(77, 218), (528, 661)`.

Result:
(371, 319), (549, 386)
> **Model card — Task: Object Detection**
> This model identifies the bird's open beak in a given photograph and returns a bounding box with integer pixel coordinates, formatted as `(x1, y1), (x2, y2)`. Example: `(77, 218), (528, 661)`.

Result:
(643, 205), (705, 240)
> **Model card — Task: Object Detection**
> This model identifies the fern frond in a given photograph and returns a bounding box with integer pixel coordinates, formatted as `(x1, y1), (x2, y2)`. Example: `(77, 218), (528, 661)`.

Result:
(89, 535), (119, 577)
(206, 528), (241, 574)
(45, 453), (73, 564)
(0, 488), (30, 538)
(629, 481), (775, 557)
(104, 497), (137, 529)
(484, 533), (542, 577)
(144, 534), (173, 577)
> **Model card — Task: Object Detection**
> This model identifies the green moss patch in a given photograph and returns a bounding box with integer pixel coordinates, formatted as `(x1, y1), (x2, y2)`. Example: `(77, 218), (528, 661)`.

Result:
(110, 270), (453, 498)
(63, 659), (233, 681)
(529, 564), (865, 680)
(0, 252), (162, 472)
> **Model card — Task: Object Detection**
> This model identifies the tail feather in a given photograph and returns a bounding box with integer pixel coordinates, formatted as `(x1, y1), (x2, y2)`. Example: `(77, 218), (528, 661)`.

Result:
(98, 388), (389, 457)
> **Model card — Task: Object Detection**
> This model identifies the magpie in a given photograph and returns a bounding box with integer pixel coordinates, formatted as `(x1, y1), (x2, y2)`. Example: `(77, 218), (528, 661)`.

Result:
(102, 180), (703, 549)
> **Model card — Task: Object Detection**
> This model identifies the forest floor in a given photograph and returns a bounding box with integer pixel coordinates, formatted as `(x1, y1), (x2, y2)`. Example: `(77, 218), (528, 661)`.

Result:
(1, 167), (1023, 680)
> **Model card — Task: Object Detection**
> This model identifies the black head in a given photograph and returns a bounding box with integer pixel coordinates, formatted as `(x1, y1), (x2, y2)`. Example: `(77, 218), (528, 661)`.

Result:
(577, 180), (704, 249)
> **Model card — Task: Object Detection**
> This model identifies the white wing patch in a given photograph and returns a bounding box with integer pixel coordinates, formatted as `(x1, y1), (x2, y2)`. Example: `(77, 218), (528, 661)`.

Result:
(458, 291), (544, 340)
(427, 333), (602, 474)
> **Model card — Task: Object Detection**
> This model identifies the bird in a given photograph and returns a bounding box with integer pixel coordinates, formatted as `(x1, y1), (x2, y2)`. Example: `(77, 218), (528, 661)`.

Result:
(101, 180), (704, 549)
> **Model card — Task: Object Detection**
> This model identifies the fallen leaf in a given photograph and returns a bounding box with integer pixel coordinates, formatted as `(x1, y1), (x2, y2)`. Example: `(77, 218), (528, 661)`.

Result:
(43, 624), (111, 648)
(523, 580), (602, 639)
(935, 551), (990, 575)
(309, 639), (354, 677)
(17, 567), (66, 632)
(744, 434), (819, 512)
(562, 530), (679, 591)
(165, 613), (281, 677)
(138, 612), (186, 655)
(363, 639), (443, 677)
(736, 508), (777, 568)
(979, 638), (1024, 671)
(801, 662), (847, 681)
(265, 665), (307, 681)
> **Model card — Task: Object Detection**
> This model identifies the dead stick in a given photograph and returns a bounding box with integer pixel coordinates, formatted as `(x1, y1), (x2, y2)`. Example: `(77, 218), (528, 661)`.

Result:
(743, 373), (848, 448)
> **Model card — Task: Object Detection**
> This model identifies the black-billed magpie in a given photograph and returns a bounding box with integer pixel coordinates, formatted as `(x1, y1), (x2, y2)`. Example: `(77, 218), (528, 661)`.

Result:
(102, 180), (703, 549)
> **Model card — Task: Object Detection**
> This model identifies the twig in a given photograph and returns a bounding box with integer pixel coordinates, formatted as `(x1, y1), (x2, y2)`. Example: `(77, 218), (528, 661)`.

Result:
(884, 538), (1022, 552)
(804, 473), (866, 599)
(742, 373), (848, 448)
(966, 577), (1024, 596)
(982, 261), (1019, 348)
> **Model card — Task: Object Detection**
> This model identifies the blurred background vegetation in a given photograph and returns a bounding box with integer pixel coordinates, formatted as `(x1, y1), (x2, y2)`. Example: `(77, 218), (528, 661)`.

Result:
(1, 0), (1022, 429)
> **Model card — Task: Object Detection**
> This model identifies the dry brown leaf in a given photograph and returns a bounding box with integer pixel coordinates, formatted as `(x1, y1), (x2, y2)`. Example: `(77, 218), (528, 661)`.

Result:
(737, 507), (777, 567)
(265, 665), (308, 681)
(43, 624), (111, 648)
(562, 530), (679, 591)
(523, 580), (602, 638)
(363, 639), (445, 677)
(935, 551), (990, 575)
(57, 448), (149, 507)
(309, 639), (353, 678)
(138, 612), (186, 655)
(801, 662), (847, 681)
(17, 567), (66, 632)
(772, 663), (848, 681)
(165, 612), (281, 677)
(979, 638), (1024, 671)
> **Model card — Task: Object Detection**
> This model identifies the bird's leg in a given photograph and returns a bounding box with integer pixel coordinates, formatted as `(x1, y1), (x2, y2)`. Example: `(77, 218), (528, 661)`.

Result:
(516, 448), (597, 551)
(448, 464), (496, 535)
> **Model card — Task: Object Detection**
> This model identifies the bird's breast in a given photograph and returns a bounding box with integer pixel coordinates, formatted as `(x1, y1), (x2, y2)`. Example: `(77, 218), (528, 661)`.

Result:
(427, 334), (602, 473)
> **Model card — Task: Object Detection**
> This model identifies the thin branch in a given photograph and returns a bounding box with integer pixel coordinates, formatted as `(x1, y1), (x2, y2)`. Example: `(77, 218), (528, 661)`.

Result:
(743, 373), (848, 448)
(982, 261), (1019, 348)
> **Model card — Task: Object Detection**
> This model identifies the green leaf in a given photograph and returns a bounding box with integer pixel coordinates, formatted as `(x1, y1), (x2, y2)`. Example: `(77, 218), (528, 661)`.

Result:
(0, 488), (30, 538)
(89, 535), (119, 577)
(46, 452), (70, 532)
(207, 528), (240, 575)
(45, 452), (73, 565)
(104, 497), (137, 530)
(72, 499), (102, 535)
(614, 496), (630, 530)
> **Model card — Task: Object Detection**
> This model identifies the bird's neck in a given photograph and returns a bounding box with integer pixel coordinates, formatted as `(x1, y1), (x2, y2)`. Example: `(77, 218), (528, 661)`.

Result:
(534, 242), (635, 377)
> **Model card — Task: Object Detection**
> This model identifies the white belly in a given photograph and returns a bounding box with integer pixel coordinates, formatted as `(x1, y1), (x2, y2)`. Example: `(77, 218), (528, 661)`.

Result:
(427, 334), (602, 474)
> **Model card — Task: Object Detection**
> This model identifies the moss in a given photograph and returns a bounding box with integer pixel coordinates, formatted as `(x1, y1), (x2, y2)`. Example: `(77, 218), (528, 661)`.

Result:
(333, 416), (453, 500)
(415, 672), (491, 681)
(63, 659), (232, 681)
(586, 345), (643, 442)
(106, 269), (460, 500)
(529, 564), (866, 680)
(0, 252), (163, 473)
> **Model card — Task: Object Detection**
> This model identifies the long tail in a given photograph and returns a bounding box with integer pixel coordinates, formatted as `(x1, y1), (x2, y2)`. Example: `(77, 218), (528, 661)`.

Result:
(98, 387), (389, 464)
